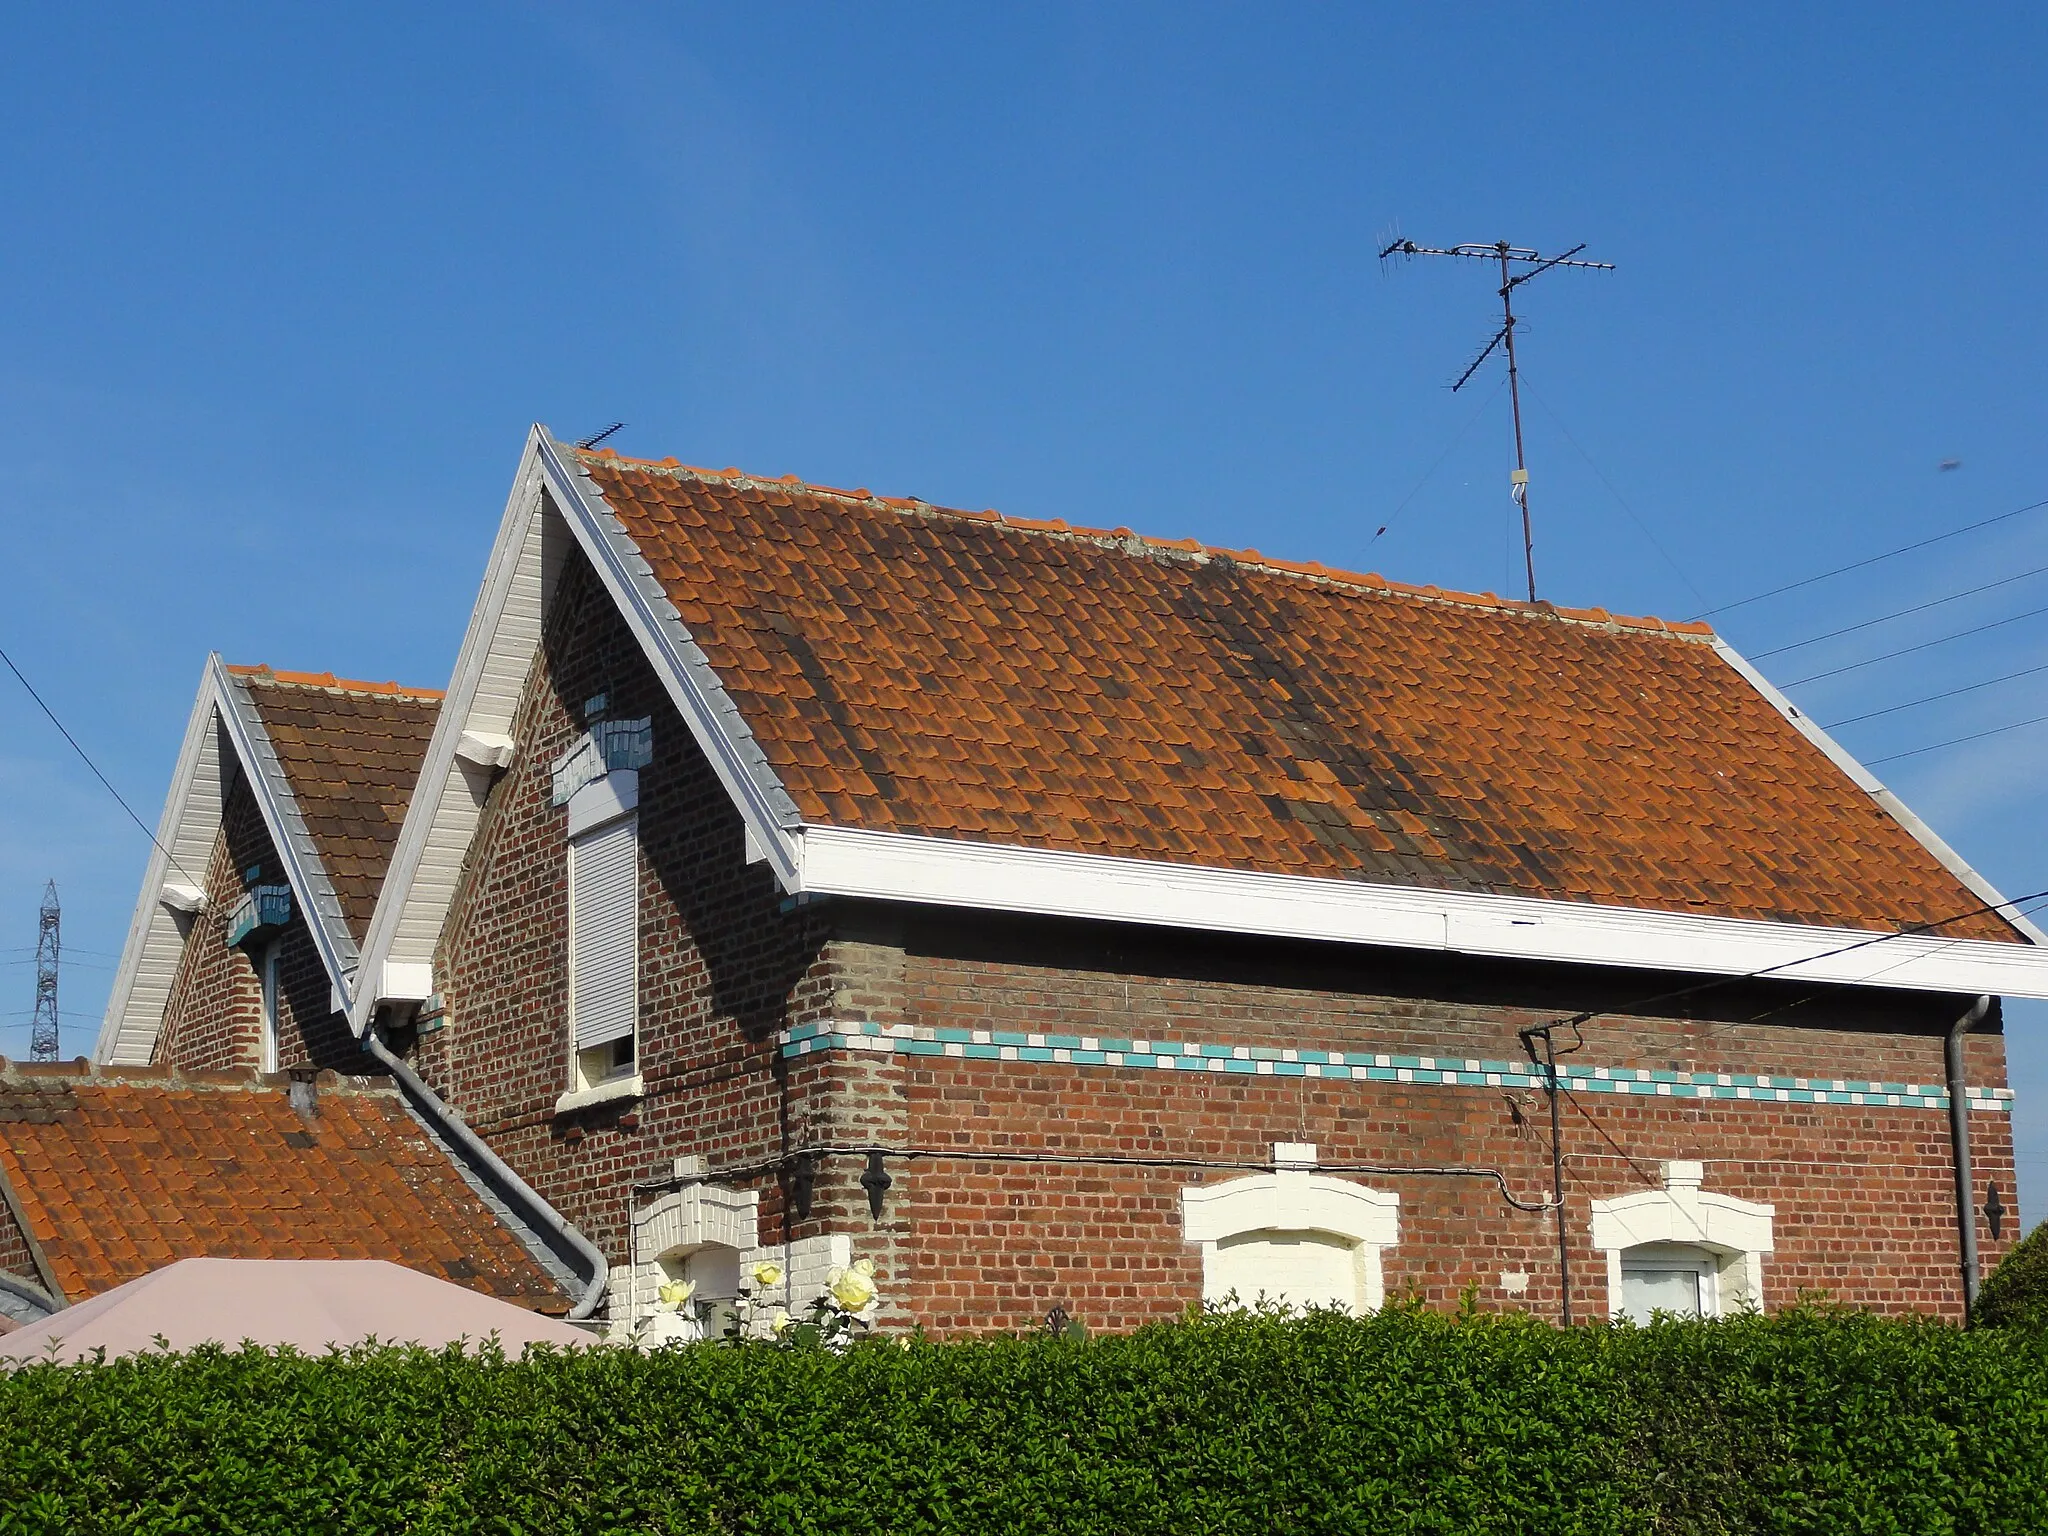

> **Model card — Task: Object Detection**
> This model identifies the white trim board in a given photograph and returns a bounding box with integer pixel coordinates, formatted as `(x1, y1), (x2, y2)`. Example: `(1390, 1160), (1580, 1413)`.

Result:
(96, 659), (373, 1064)
(788, 825), (2048, 1000)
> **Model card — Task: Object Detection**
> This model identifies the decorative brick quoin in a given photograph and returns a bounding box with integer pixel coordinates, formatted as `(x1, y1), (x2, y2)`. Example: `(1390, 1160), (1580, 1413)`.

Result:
(98, 427), (2048, 1336)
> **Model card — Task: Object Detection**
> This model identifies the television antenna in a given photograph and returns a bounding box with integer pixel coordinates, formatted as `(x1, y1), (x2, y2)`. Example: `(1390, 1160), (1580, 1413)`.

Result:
(1380, 238), (1613, 602)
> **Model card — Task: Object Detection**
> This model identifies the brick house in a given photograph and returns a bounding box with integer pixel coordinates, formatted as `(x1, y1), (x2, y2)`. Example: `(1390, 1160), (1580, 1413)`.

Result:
(107, 428), (2048, 1336)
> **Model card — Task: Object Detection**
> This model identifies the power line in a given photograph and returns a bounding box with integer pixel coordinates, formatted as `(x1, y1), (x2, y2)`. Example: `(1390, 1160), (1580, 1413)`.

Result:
(1689, 494), (2048, 622)
(1781, 599), (2048, 688)
(1558, 1083), (1662, 1190)
(1542, 883), (2048, 1040)
(1866, 710), (2048, 767)
(0, 643), (198, 887)
(1822, 661), (2048, 728)
(1751, 559), (2048, 660)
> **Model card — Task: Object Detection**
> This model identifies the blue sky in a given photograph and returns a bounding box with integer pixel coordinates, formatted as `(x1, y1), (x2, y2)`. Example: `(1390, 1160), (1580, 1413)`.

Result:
(4, 4), (2048, 1212)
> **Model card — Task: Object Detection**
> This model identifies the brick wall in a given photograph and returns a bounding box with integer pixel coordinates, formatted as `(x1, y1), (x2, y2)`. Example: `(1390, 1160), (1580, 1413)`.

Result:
(156, 767), (357, 1074)
(879, 913), (2014, 1332)
(0, 1177), (38, 1290)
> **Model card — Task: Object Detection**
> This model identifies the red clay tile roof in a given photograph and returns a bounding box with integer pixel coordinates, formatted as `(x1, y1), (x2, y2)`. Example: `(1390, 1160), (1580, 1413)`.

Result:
(0, 1063), (563, 1309)
(226, 667), (442, 942)
(577, 451), (2019, 943)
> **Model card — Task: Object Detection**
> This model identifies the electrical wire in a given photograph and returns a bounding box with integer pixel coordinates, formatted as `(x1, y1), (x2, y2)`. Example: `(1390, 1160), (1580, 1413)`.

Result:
(1821, 661), (2048, 729)
(1371, 376), (1507, 546)
(1750, 559), (2048, 660)
(638, 1143), (1558, 1213)
(1519, 377), (1712, 612)
(1688, 494), (2048, 622)
(0, 643), (198, 887)
(1558, 1083), (1662, 1189)
(1865, 710), (2048, 767)
(1538, 883), (2048, 1041)
(1780, 599), (2048, 688)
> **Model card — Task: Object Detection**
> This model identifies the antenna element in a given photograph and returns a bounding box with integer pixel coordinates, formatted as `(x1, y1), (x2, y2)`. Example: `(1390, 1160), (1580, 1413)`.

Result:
(1379, 239), (1613, 601)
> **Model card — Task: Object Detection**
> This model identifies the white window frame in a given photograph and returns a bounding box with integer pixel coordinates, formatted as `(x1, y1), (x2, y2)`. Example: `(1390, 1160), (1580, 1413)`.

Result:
(1591, 1161), (1774, 1320)
(1180, 1146), (1400, 1314)
(259, 939), (281, 1074)
(1616, 1242), (1721, 1322)
(556, 770), (645, 1114)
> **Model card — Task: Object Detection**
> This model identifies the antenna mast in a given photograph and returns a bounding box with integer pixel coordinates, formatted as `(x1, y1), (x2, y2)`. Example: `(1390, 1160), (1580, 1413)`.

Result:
(30, 880), (59, 1062)
(1379, 238), (1613, 602)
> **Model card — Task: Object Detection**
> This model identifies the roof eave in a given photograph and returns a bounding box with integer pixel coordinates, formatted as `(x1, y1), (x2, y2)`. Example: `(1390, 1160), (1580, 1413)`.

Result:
(790, 823), (2048, 1000)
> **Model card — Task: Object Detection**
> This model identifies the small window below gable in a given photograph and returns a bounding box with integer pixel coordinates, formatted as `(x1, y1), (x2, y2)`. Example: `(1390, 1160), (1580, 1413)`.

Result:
(1591, 1161), (1774, 1321)
(1181, 1145), (1400, 1314)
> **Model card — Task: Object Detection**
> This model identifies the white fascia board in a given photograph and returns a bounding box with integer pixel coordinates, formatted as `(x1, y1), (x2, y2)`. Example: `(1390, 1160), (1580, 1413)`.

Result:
(351, 428), (557, 1035)
(791, 825), (2048, 1001)
(96, 665), (224, 1065)
(535, 434), (804, 888)
(211, 659), (361, 1002)
(1711, 635), (2047, 946)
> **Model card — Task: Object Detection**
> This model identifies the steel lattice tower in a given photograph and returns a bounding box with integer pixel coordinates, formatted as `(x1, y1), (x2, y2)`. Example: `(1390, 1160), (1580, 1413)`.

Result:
(29, 880), (59, 1062)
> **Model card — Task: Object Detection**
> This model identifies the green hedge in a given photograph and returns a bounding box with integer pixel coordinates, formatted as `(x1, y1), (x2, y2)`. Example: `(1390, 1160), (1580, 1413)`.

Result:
(1977, 1221), (2048, 1334)
(3, 1305), (2046, 1535)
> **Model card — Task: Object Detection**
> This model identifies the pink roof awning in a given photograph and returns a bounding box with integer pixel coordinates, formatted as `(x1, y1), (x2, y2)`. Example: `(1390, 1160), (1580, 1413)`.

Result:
(0, 1258), (597, 1365)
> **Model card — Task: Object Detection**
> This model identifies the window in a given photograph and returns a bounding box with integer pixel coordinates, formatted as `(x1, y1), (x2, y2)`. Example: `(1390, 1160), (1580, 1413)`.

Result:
(1590, 1161), (1774, 1321)
(629, 1182), (761, 1340)
(569, 810), (639, 1092)
(1181, 1146), (1400, 1314)
(259, 940), (281, 1074)
(1616, 1242), (1718, 1322)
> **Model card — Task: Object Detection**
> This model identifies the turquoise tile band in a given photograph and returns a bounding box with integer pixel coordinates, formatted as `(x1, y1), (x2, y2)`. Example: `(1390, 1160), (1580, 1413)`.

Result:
(779, 1019), (2012, 1114)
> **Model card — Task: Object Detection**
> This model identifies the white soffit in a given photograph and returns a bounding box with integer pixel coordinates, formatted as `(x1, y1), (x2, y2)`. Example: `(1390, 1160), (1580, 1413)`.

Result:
(97, 668), (225, 1064)
(790, 825), (2048, 1000)
(352, 429), (561, 1034)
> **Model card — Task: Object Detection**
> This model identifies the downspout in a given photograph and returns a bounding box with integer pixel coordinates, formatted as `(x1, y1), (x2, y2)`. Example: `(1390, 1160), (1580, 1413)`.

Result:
(362, 1028), (609, 1320)
(1946, 994), (1993, 1318)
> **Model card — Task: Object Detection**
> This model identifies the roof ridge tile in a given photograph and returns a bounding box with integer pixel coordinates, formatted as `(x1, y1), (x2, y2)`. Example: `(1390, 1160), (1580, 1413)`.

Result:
(226, 665), (446, 700)
(570, 447), (1709, 637)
